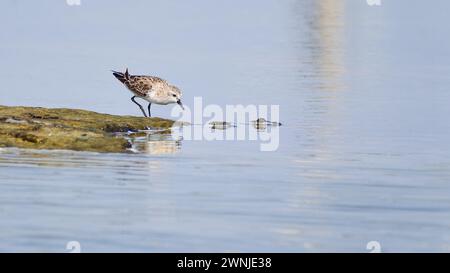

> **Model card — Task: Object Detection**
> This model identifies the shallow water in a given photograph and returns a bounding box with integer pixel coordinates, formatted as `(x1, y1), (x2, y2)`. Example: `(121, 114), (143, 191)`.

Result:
(1, 0), (450, 252)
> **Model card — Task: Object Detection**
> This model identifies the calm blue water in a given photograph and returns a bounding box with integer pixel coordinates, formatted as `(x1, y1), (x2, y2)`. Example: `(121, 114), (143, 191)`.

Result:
(1, 0), (450, 252)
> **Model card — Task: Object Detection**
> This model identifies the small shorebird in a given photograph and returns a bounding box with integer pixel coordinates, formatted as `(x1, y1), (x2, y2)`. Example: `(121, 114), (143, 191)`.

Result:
(112, 68), (184, 117)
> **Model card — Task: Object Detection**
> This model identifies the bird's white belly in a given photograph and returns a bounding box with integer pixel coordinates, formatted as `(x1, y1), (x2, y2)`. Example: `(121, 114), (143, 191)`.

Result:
(144, 92), (171, 105)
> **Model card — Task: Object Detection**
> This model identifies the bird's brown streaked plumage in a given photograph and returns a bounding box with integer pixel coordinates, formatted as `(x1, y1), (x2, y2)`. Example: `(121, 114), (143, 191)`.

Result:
(112, 69), (168, 97)
(112, 68), (184, 117)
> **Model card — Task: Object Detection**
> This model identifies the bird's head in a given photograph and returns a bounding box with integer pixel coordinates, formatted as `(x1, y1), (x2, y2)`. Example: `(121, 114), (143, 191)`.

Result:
(169, 85), (184, 110)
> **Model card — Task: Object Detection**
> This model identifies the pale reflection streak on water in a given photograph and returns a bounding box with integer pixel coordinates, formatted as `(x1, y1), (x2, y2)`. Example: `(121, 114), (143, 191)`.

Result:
(284, 0), (450, 252)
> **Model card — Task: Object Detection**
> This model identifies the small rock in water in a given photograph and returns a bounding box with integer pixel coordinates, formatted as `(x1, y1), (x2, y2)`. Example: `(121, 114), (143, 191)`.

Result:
(252, 118), (282, 126)
(209, 121), (234, 130)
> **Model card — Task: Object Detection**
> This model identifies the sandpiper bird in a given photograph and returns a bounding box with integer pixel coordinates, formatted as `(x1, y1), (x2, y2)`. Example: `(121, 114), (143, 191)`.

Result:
(112, 68), (184, 117)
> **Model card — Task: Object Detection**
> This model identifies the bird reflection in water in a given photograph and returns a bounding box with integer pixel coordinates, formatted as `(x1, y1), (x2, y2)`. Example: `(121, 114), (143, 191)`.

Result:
(128, 130), (181, 155)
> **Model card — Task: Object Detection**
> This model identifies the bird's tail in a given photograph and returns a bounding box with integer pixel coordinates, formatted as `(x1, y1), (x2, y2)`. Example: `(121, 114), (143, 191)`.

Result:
(112, 68), (130, 83)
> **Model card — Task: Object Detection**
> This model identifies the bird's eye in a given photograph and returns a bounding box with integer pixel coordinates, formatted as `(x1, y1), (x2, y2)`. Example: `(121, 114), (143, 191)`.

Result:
(172, 94), (177, 97)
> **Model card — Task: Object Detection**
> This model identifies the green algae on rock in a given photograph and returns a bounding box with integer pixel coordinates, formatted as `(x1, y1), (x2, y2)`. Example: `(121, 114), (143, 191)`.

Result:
(0, 105), (174, 153)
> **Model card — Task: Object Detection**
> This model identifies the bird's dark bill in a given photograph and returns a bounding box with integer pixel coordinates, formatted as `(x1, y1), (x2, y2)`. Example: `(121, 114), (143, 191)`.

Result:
(177, 100), (185, 110)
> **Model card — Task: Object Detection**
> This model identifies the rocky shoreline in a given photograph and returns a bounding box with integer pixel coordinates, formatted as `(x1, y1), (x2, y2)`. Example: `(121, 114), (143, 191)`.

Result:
(0, 105), (174, 153)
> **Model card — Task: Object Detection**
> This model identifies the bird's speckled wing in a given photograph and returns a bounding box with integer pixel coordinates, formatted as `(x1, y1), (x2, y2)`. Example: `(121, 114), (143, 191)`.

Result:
(124, 76), (165, 97)
(112, 69), (167, 97)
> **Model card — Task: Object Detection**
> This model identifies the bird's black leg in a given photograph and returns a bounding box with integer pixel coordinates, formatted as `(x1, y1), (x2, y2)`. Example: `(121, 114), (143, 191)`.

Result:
(131, 96), (148, 117)
(147, 103), (152, 117)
